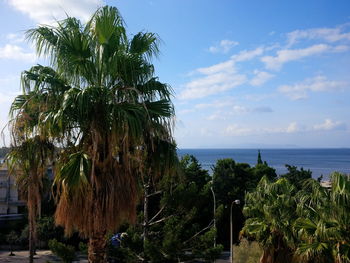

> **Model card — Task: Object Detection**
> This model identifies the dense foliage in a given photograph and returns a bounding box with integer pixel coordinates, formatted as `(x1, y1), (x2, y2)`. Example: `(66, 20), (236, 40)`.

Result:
(104, 153), (279, 261)
(213, 156), (276, 247)
(242, 172), (350, 263)
(3, 146), (349, 263)
(109, 155), (223, 262)
(48, 239), (76, 263)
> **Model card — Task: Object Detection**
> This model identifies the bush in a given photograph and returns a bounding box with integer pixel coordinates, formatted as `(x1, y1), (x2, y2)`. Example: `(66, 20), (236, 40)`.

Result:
(78, 242), (88, 254)
(193, 228), (224, 262)
(6, 231), (19, 256)
(18, 225), (28, 246)
(107, 232), (138, 263)
(233, 239), (262, 263)
(108, 246), (137, 263)
(144, 240), (164, 263)
(48, 239), (75, 263)
(37, 216), (65, 245)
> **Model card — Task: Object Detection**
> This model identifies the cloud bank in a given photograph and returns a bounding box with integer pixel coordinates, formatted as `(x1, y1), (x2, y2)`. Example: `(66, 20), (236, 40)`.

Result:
(8, 0), (103, 24)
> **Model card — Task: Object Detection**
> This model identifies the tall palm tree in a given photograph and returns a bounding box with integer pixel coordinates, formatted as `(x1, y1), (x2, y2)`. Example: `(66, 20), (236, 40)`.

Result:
(12, 6), (174, 262)
(6, 137), (54, 263)
(242, 177), (298, 263)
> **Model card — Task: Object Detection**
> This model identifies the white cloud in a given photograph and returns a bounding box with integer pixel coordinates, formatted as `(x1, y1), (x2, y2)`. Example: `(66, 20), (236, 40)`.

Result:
(195, 99), (235, 109)
(209, 40), (239, 54)
(279, 75), (347, 100)
(231, 47), (265, 62)
(223, 122), (296, 136)
(245, 93), (276, 102)
(333, 45), (350, 52)
(180, 23), (350, 102)
(197, 60), (235, 75)
(0, 44), (36, 62)
(286, 122), (299, 133)
(222, 119), (346, 138)
(232, 105), (248, 113)
(196, 47), (266, 75)
(7, 0), (103, 24)
(179, 71), (246, 100)
(287, 25), (350, 46)
(230, 105), (273, 114)
(261, 44), (331, 70)
(179, 47), (268, 100)
(0, 89), (20, 146)
(182, 98), (274, 121)
(199, 128), (214, 136)
(206, 105), (273, 121)
(0, 91), (18, 104)
(313, 119), (347, 131)
(6, 33), (25, 43)
(224, 124), (253, 136)
(207, 113), (227, 121)
(253, 106), (273, 113)
(250, 70), (274, 86)
(177, 109), (195, 115)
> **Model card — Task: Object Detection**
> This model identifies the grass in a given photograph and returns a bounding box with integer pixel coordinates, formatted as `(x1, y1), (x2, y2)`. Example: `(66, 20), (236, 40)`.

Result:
(233, 239), (262, 263)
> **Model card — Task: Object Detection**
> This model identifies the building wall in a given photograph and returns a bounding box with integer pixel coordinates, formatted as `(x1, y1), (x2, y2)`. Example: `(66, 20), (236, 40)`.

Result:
(0, 165), (23, 215)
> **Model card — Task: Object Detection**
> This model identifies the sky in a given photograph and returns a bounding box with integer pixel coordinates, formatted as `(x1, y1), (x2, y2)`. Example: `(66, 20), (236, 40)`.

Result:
(0, 0), (350, 148)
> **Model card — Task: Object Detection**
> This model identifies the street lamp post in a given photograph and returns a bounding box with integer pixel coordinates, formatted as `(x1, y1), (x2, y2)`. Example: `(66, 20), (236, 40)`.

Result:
(210, 183), (216, 247)
(230, 199), (240, 263)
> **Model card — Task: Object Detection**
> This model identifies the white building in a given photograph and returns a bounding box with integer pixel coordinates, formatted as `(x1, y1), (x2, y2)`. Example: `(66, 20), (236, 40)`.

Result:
(0, 163), (26, 220)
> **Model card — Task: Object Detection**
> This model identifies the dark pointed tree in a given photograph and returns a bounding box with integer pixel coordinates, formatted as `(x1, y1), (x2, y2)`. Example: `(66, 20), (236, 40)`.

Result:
(257, 150), (263, 165)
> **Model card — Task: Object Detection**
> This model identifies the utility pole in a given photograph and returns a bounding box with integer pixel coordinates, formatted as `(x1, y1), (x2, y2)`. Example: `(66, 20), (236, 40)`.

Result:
(210, 181), (216, 247)
(230, 200), (240, 263)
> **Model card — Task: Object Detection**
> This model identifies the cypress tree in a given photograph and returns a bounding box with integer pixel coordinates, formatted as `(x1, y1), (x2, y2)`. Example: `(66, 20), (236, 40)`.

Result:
(257, 150), (263, 165)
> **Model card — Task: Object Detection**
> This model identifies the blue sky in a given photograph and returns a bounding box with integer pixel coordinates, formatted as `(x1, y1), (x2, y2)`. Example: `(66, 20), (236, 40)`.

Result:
(1, 0), (350, 148)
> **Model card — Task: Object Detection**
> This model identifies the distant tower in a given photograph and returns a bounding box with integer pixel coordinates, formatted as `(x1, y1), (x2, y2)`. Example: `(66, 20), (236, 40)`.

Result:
(257, 150), (263, 165)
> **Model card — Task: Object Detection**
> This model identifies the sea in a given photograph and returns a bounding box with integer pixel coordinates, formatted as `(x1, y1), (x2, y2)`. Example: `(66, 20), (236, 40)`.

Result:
(177, 148), (350, 179)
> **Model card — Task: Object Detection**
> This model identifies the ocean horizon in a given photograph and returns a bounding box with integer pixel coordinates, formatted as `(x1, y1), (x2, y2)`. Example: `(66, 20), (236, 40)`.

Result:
(1, 148), (349, 179)
(177, 148), (350, 179)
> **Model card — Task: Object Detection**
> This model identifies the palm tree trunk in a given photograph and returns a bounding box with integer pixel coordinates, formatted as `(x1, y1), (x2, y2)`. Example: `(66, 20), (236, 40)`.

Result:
(260, 248), (274, 263)
(29, 221), (35, 263)
(28, 188), (36, 263)
(88, 230), (107, 263)
(143, 180), (150, 246)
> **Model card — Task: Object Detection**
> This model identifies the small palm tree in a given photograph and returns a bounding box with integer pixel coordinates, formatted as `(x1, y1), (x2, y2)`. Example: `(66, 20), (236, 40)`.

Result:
(295, 173), (350, 263)
(242, 177), (298, 263)
(7, 137), (54, 263)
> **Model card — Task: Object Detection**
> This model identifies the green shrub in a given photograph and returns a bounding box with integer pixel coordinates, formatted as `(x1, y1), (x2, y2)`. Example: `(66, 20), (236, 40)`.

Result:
(78, 242), (88, 254)
(233, 239), (262, 263)
(6, 231), (18, 245)
(106, 232), (138, 263)
(6, 231), (19, 256)
(48, 239), (75, 263)
(144, 239), (164, 263)
(18, 225), (29, 246)
(37, 216), (65, 245)
(193, 228), (224, 262)
(108, 246), (137, 263)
